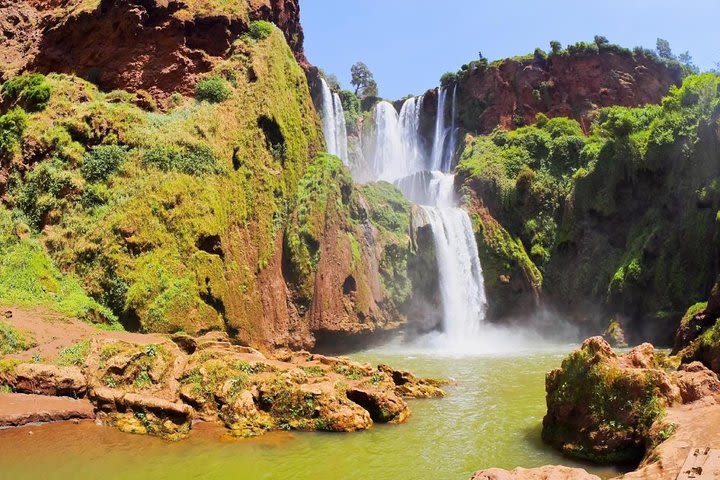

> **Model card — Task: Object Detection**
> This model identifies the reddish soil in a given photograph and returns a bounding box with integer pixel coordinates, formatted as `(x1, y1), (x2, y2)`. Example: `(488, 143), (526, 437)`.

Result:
(4, 308), (166, 362)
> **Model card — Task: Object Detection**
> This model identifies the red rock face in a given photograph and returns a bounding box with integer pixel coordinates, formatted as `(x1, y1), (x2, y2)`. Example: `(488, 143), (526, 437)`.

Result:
(0, 0), (308, 100)
(436, 52), (682, 134)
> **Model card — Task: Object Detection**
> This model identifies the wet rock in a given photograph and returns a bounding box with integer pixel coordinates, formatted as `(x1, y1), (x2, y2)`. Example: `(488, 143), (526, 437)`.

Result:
(346, 386), (410, 424)
(378, 364), (447, 398)
(308, 383), (373, 432)
(91, 387), (192, 440)
(471, 466), (601, 480)
(1, 363), (87, 397)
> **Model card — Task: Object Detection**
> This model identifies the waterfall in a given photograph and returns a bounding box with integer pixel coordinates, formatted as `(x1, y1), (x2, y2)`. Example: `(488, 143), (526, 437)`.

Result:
(364, 87), (488, 348)
(372, 101), (407, 182)
(420, 206), (487, 343)
(430, 87), (447, 171)
(443, 85), (459, 172)
(395, 171), (456, 207)
(428, 85), (460, 173)
(398, 95), (426, 174)
(319, 78), (349, 165)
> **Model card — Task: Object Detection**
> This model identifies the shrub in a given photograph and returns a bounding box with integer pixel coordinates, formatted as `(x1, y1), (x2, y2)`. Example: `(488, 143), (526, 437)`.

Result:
(2, 73), (51, 111)
(0, 320), (34, 354)
(81, 145), (129, 182)
(0, 108), (28, 158)
(247, 20), (274, 41)
(14, 158), (76, 229)
(195, 76), (232, 103)
(440, 71), (458, 87)
(549, 40), (563, 55)
(141, 144), (223, 175)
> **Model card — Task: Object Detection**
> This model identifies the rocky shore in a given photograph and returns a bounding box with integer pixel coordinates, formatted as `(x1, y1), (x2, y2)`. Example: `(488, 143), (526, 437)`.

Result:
(472, 336), (720, 480)
(0, 309), (446, 440)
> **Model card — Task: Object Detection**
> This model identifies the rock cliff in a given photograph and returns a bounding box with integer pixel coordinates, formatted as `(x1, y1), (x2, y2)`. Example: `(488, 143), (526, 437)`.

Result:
(0, 0), (308, 101)
(430, 48), (682, 136)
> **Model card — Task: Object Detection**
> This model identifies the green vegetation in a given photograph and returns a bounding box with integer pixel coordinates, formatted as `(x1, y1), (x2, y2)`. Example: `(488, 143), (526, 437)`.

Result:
(195, 76), (232, 103)
(141, 144), (224, 175)
(246, 21), (274, 41)
(458, 73), (720, 335)
(81, 145), (129, 182)
(2, 73), (51, 112)
(56, 340), (91, 367)
(0, 320), (34, 355)
(0, 206), (117, 324)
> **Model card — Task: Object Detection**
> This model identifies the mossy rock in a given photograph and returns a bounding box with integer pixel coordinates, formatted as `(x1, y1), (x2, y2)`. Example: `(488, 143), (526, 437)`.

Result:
(542, 337), (676, 464)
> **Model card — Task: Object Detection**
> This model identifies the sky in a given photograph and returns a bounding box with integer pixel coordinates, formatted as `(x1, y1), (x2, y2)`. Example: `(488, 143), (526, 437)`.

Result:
(302, 0), (720, 100)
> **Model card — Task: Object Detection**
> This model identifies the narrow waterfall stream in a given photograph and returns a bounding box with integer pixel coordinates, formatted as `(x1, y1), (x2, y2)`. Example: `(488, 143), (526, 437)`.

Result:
(318, 78), (349, 165)
(319, 83), (488, 349)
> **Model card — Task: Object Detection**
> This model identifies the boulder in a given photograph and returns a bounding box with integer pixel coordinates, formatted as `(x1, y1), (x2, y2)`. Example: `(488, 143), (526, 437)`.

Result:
(91, 387), (192, 440)
(378, 364), (446, 398)
(542, 338), (679, 463)
(673, 362), (720, 404)
(471, 466), (601, 480)
(346, 386), (410, 423)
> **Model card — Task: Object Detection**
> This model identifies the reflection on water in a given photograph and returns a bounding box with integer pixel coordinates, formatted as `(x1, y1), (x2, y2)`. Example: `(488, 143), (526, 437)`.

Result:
(0, 350), (622, 480)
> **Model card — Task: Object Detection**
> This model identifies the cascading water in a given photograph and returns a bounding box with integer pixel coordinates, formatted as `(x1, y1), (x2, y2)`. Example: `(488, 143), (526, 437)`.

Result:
(398, 95), (426, 174)
(429, 87), (447, 171)
(367, 87), (488, 350)
(444, 85), (459, 172)
(318, 78), (349, 165)
(372, 101), (406, 181)
(420, 206), (487, 342)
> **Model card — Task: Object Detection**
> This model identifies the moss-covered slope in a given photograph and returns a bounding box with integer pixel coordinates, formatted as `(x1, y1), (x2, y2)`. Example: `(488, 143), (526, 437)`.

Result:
(458, 74), (720, 343)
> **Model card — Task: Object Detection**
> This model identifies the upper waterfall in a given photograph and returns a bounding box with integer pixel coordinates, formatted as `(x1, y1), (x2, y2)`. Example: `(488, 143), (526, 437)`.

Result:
(319, 78), (349, 165)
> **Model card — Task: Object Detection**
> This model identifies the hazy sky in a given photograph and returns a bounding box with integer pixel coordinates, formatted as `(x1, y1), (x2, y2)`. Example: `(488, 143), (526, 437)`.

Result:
(302, 0), (720, 100)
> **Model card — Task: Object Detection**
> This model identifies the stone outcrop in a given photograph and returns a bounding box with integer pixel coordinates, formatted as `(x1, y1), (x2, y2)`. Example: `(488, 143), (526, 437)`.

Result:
(0, 0), (308, 100)
(542, 337), (680, 463)
(674, 362), (720, 404)
(0, 328), (444, 439)
(471, 466), (601, 480)
(674, 281), (720, 355)
(0, 363), (87, 397)
(543, 337), (720, 466)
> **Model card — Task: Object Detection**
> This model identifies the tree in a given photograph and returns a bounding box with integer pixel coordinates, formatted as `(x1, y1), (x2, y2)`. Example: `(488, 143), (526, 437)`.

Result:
(363, 79), (378, 98)
(656, 38), (675, 60)
(678, 51), (693, 65)
(550, 41), (562, 55)
(594, 35), (609, 46)
(350, 62), (374, 96)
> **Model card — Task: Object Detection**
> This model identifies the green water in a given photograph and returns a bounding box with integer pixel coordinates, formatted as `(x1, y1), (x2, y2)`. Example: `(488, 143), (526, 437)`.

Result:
(0, 349), (620, 480)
